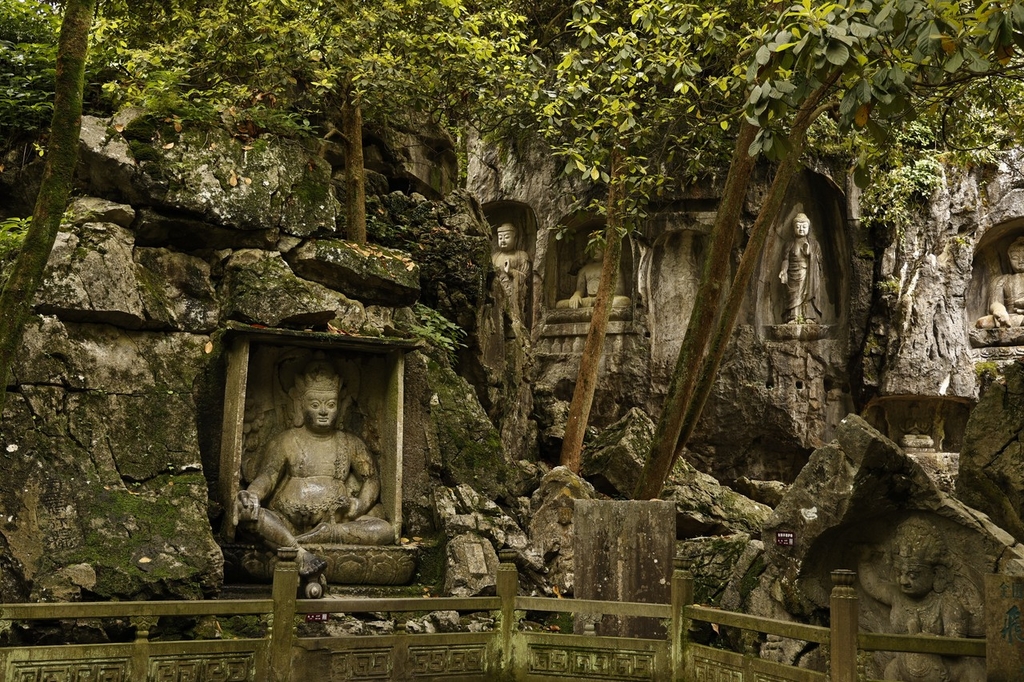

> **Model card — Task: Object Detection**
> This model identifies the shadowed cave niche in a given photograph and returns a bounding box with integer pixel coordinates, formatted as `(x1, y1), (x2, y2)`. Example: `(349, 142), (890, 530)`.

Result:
(863, 396), (970, 492)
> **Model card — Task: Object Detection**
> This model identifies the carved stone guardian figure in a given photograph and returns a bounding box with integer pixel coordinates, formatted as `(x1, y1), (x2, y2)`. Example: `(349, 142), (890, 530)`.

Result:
(859, 517), (983, 682)
(778, 213), (824, 324)
(233, 357), (395, 579)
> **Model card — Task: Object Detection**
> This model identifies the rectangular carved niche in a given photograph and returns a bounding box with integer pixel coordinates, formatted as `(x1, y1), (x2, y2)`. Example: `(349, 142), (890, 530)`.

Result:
(218, 323), (418, 544)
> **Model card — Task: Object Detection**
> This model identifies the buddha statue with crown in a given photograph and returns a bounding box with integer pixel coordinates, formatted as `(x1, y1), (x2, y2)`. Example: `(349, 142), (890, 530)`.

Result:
(233, 358), (396, 579)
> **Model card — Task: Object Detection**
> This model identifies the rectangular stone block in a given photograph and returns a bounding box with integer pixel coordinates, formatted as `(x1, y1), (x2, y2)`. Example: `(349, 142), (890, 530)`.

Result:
(573, 499), (676, 638)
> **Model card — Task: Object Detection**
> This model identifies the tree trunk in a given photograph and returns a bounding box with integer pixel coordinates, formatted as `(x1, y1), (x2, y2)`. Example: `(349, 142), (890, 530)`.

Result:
(634, 82), (838, 500)
(672, 103), (827, 461)
(0, 0), (97, 414)
(632, 121), (758, 499)
(559, 147), (625, 472)
(342, 86), (367, 244)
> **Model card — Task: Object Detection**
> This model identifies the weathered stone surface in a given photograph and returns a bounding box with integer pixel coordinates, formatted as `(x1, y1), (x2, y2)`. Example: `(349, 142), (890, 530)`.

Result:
(676, 533), (754, 606)
(726, 415), (1024, 677)
(135, 247), (219, 332)
(573, 500), (675, 637)
(663, 457), (772, 537)
(442, 532), (500, 597)
(870, 165), (979, 399)
(581, 407), (653, 497)
(68, 197), (135, 228)
(287, 239), (420, 306)
(219, 249), (357, 327)
(78, 115), (340, 235)
(527, 467), (597, 594)
(957, 360), (1024, 541)
(2, 317), (222, 600)
(422, 359), (516, 501)
(35, 221), (148, 328)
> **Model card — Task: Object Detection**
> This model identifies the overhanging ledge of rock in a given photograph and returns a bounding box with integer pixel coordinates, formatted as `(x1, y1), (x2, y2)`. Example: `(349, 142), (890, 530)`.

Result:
(287, 239), (420, 306)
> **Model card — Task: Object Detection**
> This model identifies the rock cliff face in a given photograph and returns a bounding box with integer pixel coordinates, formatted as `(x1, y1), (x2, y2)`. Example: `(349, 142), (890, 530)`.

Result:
(468, 137), (1024, 488)
(0, 115), (523, 602)
(5, 109), (1024, 609)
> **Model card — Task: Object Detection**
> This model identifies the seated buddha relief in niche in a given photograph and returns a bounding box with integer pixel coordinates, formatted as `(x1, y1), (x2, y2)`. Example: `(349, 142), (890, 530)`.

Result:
(554, 244), (631, 311)
(968, 233), (1024, 353)
(227, 348), (413, 593)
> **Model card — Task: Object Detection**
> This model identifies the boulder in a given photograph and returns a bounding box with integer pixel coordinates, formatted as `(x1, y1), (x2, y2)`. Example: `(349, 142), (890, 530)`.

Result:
(35, 221), (148, 328)
(68, 197), (135, 228)
(443, 533), (499, 597)
(527, 467), (596, 594)
(957, 360), (1024, 541)
(724, 414), (1024, 678)
(581, 407), (653, 497)
(663, 458), (772, 537)
(433, 484), (542, 573)
(286, 239), (420, 306)
(134, 248), (219, 333)
(218, 249), (360, 328)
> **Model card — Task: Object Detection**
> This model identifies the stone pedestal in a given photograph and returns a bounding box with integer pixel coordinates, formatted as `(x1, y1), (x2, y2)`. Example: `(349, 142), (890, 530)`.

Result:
(572, 500), (675, 638)
(224, 543), (418, 585)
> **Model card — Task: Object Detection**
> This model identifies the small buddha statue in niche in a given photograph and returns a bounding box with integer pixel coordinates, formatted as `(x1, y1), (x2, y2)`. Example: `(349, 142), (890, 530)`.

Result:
(233, 358), (395, 577)
(975, 236), (1024, 330)
(858, 517), (981, 682)
(778, 212), (824, 324)
(555, 246), (631, 309)
(491, 222), (531, 316)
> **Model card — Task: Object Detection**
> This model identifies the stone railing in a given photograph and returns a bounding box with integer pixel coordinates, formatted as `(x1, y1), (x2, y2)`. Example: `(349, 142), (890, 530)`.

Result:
(0, 552), (989, 681)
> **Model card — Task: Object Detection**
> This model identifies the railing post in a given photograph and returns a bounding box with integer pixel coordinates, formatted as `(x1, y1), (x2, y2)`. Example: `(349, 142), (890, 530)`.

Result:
(497, 549), (519, 678)
(130, 614), (156, 678)
(830, 569), (858, 682)
(270, 547), (300, 682)
(671, 556), (694, 682)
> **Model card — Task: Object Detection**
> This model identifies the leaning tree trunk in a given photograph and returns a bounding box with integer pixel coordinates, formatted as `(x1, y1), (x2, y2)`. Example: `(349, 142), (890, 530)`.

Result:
(671, 101), (830, 463)
(342, 84), (367, 244)
(633, 77), (839, 500)
(0, 0), (97, 414)
(559, 147), (625, 473)
(632, 122), (758, 499)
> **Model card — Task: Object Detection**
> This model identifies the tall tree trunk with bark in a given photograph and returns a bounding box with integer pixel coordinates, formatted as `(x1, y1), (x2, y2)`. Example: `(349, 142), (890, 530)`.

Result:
(559, 147), (625, 472)
(632, 122), (758, 498)
(342, 84), (367, 244)
(633, 80), (837, 500)
(0, 0), (97, 414)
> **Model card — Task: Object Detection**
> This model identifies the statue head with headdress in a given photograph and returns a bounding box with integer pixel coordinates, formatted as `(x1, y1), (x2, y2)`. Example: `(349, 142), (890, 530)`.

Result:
(290, 356), (342, 432)
(892, 517), (951, 597)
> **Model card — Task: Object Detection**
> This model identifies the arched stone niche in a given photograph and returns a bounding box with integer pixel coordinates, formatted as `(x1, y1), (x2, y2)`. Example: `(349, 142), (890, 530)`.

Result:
(755, 172), (848, 338)
(542, 216), (636, 316)
(863, 396), (971, 454)
(536, 215), (640, 356)
(967, 218), (1024, 359)
(646, 229), (704, 384)
(483, 200), (538, 326)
